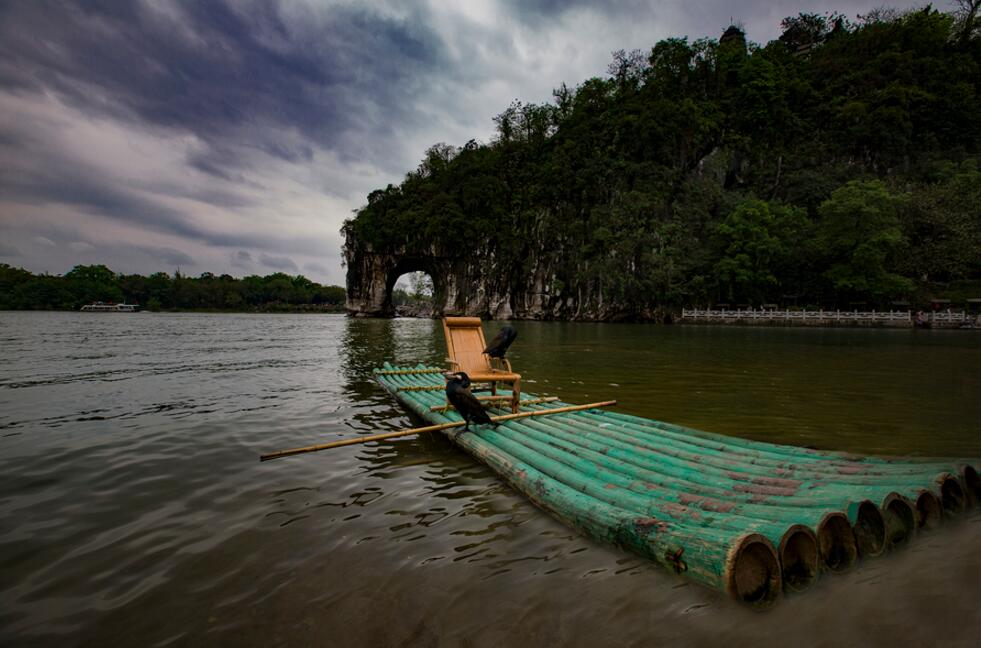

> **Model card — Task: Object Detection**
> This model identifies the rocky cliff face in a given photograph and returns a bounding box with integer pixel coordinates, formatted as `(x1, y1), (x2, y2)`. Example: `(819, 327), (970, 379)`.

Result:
(343, 233), (667, 321)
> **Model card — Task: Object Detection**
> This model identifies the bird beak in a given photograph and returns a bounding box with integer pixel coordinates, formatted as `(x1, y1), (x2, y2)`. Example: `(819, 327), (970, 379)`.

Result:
(443, 372), (456, 379)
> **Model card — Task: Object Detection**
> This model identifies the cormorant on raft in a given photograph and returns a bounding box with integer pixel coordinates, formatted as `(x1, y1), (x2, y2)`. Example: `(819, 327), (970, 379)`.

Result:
(483, 324), (517, 358)
(445, 372), (498, 432)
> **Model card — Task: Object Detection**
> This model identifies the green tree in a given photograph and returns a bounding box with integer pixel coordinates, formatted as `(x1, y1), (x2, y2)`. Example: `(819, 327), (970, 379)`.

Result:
(816, 180), (914, 302)
(64, 264), (122, 307)
(713, 199), (809, 303)
(0, 264), (33, 308)
(902, 161), (981, 282)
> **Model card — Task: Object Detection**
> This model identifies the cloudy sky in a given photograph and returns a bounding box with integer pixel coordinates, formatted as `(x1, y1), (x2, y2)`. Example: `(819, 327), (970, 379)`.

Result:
(0, 0), (933, 286)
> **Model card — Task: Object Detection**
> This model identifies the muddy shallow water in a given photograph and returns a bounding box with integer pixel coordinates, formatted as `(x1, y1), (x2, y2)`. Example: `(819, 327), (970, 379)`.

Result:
(1, 312), (978, 647)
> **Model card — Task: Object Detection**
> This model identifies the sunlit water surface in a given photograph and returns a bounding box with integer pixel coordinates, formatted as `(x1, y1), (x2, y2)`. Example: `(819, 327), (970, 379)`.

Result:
(1, 312), (978, 647)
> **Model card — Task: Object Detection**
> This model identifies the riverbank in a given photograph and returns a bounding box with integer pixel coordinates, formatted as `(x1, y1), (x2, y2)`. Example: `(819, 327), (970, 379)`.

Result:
(361, 308), (981, 329)
(680, 308), (980, 329)
(1, 304), (346, 314)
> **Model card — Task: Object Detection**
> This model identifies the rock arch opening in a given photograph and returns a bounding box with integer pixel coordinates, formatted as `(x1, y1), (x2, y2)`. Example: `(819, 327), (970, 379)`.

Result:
(389, 269), (436, 318)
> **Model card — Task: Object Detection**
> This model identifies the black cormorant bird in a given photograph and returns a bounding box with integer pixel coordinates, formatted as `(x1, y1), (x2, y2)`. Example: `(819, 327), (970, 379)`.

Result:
(483, 324), (517, 358)
(445, 372), (498, 431)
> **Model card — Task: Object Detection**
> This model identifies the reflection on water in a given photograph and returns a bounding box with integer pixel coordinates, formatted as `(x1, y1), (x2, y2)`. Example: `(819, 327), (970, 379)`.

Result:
(0, 312), (978, 647)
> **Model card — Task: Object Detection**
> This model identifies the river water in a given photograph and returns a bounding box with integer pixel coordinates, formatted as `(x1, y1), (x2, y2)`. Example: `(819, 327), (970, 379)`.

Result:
(1, 312), (978, 647)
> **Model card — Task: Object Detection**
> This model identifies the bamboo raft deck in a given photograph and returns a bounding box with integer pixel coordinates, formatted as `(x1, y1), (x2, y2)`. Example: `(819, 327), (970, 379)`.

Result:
(374, 363), (980, 607)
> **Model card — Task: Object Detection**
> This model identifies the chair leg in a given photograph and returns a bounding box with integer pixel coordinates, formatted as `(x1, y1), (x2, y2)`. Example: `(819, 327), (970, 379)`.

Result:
(511, 379), (521, 413)
(491, 382), (497, 395)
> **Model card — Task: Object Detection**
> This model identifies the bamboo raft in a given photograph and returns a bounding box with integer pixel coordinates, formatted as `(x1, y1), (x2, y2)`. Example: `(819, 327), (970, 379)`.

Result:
(374, 363), (980, 608)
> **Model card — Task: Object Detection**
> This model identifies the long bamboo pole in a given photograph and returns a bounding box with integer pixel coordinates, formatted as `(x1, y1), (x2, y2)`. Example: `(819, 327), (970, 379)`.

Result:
(259, 400), (617, 462)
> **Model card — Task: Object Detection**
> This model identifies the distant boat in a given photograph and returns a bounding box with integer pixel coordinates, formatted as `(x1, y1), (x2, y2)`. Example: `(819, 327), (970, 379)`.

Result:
(79, 301), (139, 312)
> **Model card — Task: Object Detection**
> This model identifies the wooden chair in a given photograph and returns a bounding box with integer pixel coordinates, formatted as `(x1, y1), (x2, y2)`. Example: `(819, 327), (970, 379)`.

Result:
(442, 316), (521, 413)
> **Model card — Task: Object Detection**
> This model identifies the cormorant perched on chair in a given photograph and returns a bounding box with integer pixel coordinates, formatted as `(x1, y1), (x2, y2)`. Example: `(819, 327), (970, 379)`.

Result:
(445, 372), (498, 431)
(483, 325), (517, 358)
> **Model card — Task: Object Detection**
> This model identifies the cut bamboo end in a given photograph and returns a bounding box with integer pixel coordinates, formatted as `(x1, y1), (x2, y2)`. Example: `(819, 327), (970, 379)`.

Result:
(817, 512), (857, 572)
(881, 493), (916, 548)
(914, 490), (942, 529)
(853, 500), (886, 558)
(940, 475), (966, 517)
(725, 533), (782, 608)
(960, 464), (979, 507)
(778, 524), (819, 593)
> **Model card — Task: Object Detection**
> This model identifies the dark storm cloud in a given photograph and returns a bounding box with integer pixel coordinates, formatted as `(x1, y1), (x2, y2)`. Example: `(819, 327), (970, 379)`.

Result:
(2, 148), (328, 256)
(5, 160), (225, 246)
(259, 253), (298, 272)
(3, 161), (194, 235)
(230, 249), (253, 270)
(0, 0), (451, 172)
(145, 247), (195, 266)
(500, 0), (649, 24)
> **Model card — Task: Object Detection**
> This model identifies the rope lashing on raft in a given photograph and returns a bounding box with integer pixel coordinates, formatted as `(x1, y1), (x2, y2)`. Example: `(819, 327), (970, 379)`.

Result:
(667, 547), (688, 574)
(396, 385), (445, 392)
(373, 368), (445, 375)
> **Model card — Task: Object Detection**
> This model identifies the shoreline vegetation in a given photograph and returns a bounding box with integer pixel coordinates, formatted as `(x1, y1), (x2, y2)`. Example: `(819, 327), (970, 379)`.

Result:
(3, 261), (979, 325)
(0, 264), (346, 313)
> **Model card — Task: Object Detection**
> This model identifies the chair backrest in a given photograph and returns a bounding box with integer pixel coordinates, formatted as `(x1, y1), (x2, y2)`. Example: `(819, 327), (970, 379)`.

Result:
(442, 317), (490, 375)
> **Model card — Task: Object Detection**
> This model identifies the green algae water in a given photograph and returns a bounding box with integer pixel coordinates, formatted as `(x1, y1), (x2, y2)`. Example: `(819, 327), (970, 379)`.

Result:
(1, 312), (978, 646)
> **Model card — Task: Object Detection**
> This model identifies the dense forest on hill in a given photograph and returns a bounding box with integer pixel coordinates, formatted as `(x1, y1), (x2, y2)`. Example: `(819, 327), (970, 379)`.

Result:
(346, 6), (981, 315)
(0, 264), (346, 312)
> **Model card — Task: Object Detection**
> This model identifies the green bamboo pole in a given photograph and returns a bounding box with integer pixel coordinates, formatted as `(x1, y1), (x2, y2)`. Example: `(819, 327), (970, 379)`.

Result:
(383, 373), (836, 579)
(493, 414), (907, 559)
(381, 371), (887, 513)
(376, 376), (964, 584)
(464, 432), (784, 606)
(543, 406), (964, 515)
(596, 409), (978, 473)
(478, 424), (825, 587)
(387, 371), (944, 553)
(571, 408), (966, 487)
(380, 371), (923, 506)
(521, 405), (938, 544)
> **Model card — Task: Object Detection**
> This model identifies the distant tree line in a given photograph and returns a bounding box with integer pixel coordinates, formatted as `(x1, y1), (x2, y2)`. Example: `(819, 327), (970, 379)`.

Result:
(0, 264), (347, 312)
(346, 6), (981, 313)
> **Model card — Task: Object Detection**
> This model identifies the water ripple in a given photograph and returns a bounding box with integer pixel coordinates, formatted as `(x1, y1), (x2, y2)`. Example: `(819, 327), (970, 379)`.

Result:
(0, 312), (978, 647)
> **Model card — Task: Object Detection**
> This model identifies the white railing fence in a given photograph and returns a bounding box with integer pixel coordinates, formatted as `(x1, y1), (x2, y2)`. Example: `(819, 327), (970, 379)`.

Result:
(681, 308), (975, 325)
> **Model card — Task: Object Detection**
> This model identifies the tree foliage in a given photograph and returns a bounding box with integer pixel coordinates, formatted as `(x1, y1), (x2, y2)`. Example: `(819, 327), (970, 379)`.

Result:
(714, 199), (810, 303)
(345, 7), (981, 312)
(0, 265), (346, 311)
(816, 181), (914, 300)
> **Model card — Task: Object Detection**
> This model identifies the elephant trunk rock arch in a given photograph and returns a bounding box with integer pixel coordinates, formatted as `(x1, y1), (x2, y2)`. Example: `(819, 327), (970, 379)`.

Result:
(342, 229), (656, 321)
(343, 237), (515, 319)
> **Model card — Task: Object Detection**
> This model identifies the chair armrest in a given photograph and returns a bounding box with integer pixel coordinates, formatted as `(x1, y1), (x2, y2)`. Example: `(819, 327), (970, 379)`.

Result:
(488, 357), (513, 372)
